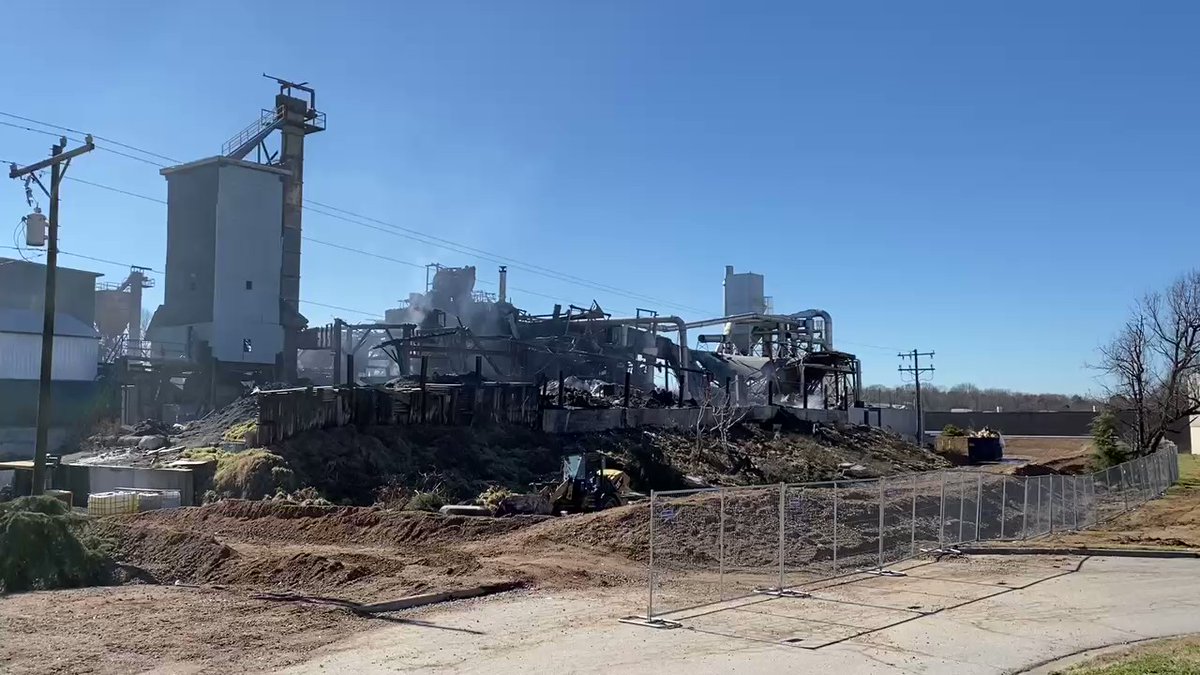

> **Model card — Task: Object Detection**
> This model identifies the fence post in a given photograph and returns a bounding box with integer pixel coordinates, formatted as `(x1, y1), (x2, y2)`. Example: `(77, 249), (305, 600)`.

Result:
(832, 481), (839, 574)
(1035, 476), (1043, 536)
(1049, 475), (1055, 534)
(1000, 478), (1007, 539)
(1021, 478), (1029, 540)
(719, 488), (725, 600)
(938, 473), (946, 547)
(1072, 476), (1079, 530)
(1121, 464), (1130, 514)
(974, 473), (983, 542)
(878, 478), (886, 569)
(647, 490), (656, 619)
(778, 483), (786, 592)
(910, 473), (918, 557)
(957, 475), (966, 544)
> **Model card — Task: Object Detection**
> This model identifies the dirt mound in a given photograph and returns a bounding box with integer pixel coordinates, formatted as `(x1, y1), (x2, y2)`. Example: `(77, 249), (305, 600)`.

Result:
(98, 521), (236, 583)
(504, 503), (652, 561)
(264, 419), (944, 506)
(176, 395), (258, 449)
(123, 500), (548, 549)
(273, 425), (562, 504)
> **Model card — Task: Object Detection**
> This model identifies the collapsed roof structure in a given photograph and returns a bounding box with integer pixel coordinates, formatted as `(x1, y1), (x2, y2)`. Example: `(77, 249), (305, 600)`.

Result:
(303, 264), (862, 411)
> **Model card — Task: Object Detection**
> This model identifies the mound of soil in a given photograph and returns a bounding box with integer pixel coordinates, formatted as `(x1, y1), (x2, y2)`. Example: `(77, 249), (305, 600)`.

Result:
(176, 395), (259, 449)
(100, 503), (528, 601)
(262, 419), (945, 506)
(121, 500), (548, 549)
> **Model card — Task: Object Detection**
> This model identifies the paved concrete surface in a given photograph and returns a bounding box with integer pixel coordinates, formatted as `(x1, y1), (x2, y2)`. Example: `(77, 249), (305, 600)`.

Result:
(275, 555), (1200, 674)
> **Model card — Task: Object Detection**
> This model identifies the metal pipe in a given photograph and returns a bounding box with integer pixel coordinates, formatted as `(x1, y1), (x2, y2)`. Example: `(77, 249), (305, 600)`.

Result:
(975, 473), (983, 542)
(561, 315), (689, 396)
(719, 488), (726, 600)
(647, 491), (656, 619)
(957, 475), (965, 543)
(1021, 479), (1029, 539)
(832, 481), (839, 573)
(878, 479), (885, 569)
(498, 265), (507, 304)
(683, 309), (834, 350)
(938, 473), (946, 546)
(910, 474), (917, 557)
(778, 483), (786, 592)
(1000, 479), (1007, 539)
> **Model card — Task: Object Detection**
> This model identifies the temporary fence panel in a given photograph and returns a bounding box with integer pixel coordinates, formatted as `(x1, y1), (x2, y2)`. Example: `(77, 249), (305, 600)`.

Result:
(648, 489), (723, 618)
(722, 485), (782, 598)
(636, 447), (1179, 622)
(832, 480), (882, 576)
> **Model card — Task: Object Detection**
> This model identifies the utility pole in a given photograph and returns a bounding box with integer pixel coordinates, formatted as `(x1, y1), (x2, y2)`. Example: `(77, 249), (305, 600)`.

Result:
(898, 349), (934, 447)
(9, 135), (95, 495)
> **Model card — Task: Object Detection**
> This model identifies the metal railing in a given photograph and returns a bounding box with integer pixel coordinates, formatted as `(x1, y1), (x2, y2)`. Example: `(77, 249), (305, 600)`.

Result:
(635, 446), (1179, 623)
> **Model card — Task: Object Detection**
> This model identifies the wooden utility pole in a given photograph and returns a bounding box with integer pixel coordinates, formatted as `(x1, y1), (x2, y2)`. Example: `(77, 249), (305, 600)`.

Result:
(898, 349), (934, 447)
(8, 135), (95, 494)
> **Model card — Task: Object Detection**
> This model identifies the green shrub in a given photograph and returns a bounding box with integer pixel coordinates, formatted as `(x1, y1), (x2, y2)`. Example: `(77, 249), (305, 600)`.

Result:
(404, 491), (445, 512)
(1091, 410), (1129, 469)
(941, 424), (966, 437)
(0, 496), (114, 593)
(184, 448), (296, 499)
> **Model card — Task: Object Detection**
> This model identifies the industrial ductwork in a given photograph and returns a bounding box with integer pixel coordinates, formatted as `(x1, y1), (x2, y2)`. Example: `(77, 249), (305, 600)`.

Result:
(684, 309), (833, 351)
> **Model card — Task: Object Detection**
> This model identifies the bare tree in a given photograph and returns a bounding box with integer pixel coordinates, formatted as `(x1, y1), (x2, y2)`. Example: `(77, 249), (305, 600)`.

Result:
(1096, 270), (1200, 455)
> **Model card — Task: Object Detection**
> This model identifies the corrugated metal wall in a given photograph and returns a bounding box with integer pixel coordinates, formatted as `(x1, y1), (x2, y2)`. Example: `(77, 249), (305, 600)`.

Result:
(0, 332), (99, 380)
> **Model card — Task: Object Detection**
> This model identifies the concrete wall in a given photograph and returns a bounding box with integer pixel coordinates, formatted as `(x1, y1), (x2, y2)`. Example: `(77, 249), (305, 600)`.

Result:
(854, 406), (919, 442)
(925, 411), (1098, 437)
(83, 465), (195, 507)
(212, 162), (284, 364)
(161, 162), (218, 325)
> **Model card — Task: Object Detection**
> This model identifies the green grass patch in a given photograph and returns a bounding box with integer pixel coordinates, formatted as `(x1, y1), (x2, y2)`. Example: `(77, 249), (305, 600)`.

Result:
(1177, 454), (1200, 489)
(0, 496), (114, 593)
(183, 448), (295, 500)
(1062, 635), (1200, 674)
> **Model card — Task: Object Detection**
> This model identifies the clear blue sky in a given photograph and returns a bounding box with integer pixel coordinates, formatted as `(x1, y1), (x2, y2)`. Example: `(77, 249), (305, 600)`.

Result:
(2, 1), (1198, 394)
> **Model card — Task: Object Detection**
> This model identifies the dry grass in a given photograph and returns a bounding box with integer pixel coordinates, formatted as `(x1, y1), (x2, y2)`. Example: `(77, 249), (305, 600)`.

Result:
(1058, 634), (1200, 674)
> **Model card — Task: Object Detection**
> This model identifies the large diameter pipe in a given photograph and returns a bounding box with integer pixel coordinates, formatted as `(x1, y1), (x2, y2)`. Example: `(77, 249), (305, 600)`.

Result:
(683, 309), (833, 350)
(562, 315), (689, 398)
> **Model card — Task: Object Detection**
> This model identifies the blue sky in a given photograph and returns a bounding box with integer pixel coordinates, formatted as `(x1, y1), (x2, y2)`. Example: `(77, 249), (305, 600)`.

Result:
(2, 1), (1198, 394)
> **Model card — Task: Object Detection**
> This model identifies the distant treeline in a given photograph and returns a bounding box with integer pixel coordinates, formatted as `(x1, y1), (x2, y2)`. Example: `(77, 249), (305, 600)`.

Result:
(862, 383), (1102, 413)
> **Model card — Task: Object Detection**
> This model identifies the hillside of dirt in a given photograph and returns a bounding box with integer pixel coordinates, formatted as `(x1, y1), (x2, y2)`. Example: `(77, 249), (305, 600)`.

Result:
(259, 417), (947, 505)
(1037, 455), (1200, 550)
(98, 500), (636, 604)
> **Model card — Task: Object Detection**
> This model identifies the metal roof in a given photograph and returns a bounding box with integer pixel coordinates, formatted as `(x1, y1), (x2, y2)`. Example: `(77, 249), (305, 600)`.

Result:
(0, 307), (99, 338)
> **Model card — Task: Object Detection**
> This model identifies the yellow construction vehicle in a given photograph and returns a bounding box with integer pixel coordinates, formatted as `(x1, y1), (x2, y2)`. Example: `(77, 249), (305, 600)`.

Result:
(547, 452), (630, 513)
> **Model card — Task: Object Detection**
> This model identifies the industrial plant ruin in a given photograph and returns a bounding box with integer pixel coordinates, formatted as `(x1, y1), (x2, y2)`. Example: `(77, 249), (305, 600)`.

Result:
(1, 75), (914, 466)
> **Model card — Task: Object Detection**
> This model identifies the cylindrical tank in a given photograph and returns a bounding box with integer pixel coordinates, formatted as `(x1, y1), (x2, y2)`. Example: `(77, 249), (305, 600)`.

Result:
(95, 288), (132, 339)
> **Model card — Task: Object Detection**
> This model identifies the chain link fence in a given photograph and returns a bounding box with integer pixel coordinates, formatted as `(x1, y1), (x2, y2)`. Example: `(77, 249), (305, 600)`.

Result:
(634, 446), (1179, 623)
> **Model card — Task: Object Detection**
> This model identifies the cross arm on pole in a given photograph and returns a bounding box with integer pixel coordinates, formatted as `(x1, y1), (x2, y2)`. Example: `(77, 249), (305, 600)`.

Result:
(8, 136), (95, 179)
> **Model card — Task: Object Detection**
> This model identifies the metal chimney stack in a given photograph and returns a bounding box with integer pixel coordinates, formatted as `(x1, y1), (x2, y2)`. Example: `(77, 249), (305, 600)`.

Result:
(498, 265), (507, 303)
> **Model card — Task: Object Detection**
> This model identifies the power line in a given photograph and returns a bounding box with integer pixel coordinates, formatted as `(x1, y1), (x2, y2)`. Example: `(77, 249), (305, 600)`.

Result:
(2, 110), (717, 316)
(306, 199), (716, 315)
(0, 118), (167, 168)
(297, 299), (380, 318)
(0, 111), (179, 165)
(65, 176), (167, 204)
(10, 171), (615, 313)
